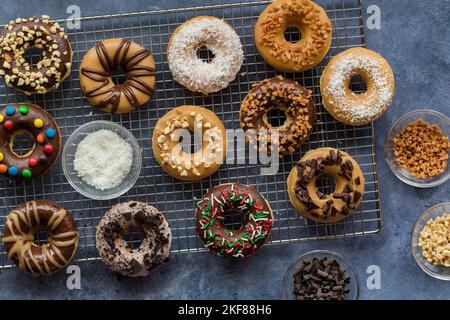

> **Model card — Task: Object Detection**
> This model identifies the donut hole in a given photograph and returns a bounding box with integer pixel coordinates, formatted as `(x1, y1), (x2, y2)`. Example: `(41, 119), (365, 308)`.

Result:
(23, 46), (45, 68)
(11, 130), (35, 157)
(315, 173), (337, 197)
(284, 26), (302, 44)
(223, 208), (245, 230)
(178, 131), (202, 154)
(196, 45), (215, 63)
(111, 66), (128, 86)
(33, 227), (49, 246)
(266, 108), (287, 127)
(122, 226), (144, 251)
(348, 75), (368, 94)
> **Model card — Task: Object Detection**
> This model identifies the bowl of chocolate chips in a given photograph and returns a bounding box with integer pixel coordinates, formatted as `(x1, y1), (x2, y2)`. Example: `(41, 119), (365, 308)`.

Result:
(282, 250), (359, 300)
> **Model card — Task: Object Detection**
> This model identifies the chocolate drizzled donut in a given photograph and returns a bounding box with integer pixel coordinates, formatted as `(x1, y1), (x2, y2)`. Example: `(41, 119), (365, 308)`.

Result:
(80, 38), (156, 114)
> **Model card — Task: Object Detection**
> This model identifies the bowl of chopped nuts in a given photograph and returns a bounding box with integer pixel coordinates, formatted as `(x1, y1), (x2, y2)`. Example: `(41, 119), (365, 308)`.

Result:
(411, 202), (450, 281)
(384, 109), (450, 188)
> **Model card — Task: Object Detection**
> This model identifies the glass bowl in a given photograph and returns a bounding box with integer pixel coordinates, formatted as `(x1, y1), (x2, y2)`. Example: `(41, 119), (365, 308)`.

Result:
(384, 109), (450, 188)
(411, 202), (450, 281)
(62, 120), (142, 200)
(281, 250), (359, 300)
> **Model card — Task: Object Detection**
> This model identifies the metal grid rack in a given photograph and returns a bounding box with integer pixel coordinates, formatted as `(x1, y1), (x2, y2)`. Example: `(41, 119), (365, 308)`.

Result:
(0, 0), (381, 269)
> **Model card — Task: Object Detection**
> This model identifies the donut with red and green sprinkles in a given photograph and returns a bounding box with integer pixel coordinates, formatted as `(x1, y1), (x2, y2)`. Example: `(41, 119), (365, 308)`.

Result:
(0, 103), (61, 180)
(195, 183), (274, 258)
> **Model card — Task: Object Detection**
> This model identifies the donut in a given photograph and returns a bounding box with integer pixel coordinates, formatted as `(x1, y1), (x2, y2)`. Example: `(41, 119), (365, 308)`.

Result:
(195, 183), (273, 258)
(0, 16), (72, 95)
(320, 47), (395, 125)
(240, 76), (315, 156)
(2, 200), (79, 276)
(0, 103), (61, 179)
(80, 38), (156, 114)
(287, 147), (365, 223)
(152, 105), (226, 181)
(254, 0), (332, 73)
(95, 201), (172, 277)
(167, 16), (244, 94)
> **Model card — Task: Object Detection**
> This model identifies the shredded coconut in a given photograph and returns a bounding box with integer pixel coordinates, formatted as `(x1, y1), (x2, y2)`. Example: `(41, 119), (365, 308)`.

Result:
(168, 17), (244, 94)
(74, 129), (133, 190)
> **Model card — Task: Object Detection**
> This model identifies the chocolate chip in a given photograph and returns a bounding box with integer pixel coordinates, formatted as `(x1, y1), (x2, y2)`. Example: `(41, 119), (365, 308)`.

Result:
(353, 191), (361, 203)
(343, 173), (352, 181)
(341, 206), (351, 215)
(355, 176), (361, 185)
(332, 193), (346, 199)
(336, 152), (343, 164)
(330, 206), (337, 216)
(345, 160), (354, 171)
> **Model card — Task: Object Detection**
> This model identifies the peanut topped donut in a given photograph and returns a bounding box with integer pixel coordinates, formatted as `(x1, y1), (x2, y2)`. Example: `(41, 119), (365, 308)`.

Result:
(2, 200), (79, 276)
(287, 148), (365, 223)
(152, 105), (226, 181)
(240, 76), (315, 156)
(80, 38), (156, 114)
(0, 16), (72, 95)
(320, 47), (395, 125)
(96, 201), (172, 277)
(0, 103), (61, 180)
(254, 0), (332, 73)
(167, 16), (244, 94)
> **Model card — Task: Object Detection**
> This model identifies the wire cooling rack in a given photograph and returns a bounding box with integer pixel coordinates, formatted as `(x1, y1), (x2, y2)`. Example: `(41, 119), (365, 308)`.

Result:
(0, 0), (381, 269)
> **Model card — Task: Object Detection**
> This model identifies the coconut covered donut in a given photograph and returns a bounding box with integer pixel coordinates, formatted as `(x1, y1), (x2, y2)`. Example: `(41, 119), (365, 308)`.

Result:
(320, 47), (395, 125)
(95, 201), (172, 277)
(167, 16), (244, 94)
(254, 0), (332, 73)
(287, 147), (365, 223)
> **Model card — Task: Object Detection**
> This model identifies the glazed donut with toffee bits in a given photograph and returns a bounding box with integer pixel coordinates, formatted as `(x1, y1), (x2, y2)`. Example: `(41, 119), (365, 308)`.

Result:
(320, 47), (395, 125)
(240, 76), (315, 156)
(80, 38), (156, 114)
(152, 105), (226, 181)
(95, 201), (172, 277)
(0, 103), (61, 179)
(2, 200), (79, 276)
(196, 183), (273, 258)
(167, 16), (244, 94)
(0, 16), (72, 95)
(254, 0), (332, 73)
(287, 148), (365, 223)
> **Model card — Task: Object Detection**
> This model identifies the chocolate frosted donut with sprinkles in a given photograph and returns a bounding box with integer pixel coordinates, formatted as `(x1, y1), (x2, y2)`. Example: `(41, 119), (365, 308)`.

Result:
(195, 183), (273, 258)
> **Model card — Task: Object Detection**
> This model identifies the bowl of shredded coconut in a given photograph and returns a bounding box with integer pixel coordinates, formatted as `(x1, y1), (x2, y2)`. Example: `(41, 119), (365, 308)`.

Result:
(62, 120), (142, 200)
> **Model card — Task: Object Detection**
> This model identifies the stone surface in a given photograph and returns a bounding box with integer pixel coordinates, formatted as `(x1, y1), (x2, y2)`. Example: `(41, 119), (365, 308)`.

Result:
(0, 0), (449, 300)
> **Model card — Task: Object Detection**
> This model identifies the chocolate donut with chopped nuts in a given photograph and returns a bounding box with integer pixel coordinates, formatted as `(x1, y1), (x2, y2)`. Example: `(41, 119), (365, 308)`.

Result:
(95, 201), (172, 277)
(0, 16), (72, 95)
(240, 76), (315, 156)
(287, 147), (365, 223)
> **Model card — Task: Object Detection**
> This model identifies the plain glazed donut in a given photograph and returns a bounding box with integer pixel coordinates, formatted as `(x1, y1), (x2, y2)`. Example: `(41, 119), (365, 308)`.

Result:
(287, 147), (365, 223)
(80, 38), (156, 114)
(0, 103), (61, 180)
(240, 75), (315, 156)
(320, 47), (395, 125)
(254, 0), (332, 73)
(167, 16), (244, 94)
(2, 200), (79, 276)
(0, 16), (72, 95)
(152, 105), (226, 181)
(95, 201), (172, 277)
(195, 183), (273, 258)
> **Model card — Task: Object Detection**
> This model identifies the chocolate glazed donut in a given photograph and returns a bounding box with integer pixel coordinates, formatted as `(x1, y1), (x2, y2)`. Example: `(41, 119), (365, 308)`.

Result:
(79, 38), (156, 114)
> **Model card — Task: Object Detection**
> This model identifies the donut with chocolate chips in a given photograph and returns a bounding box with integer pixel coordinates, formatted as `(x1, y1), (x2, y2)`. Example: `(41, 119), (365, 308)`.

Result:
(0, 16), (72, 95)
(95, 201), (172, 277)
(240, 76), (315, 156)
(287, 147), (365, 223)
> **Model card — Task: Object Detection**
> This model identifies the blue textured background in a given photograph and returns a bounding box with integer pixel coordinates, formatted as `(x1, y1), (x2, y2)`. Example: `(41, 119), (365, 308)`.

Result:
(0, 0), (449, 300)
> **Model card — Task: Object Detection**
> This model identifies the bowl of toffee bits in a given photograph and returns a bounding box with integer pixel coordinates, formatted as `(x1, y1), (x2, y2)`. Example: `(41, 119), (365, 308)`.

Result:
(282, 250), (359, 300)
(384, 109), (450, 188)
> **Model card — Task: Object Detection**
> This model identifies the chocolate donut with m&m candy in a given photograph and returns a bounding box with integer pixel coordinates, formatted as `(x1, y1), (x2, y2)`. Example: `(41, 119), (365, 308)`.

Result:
(0, 103), (61, 179)
(195, 183), (274, 258)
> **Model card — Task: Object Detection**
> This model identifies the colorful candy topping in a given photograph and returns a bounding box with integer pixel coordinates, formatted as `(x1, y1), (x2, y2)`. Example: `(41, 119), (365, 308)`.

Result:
(36, 134), (44, 144)
(28, 158), (38, 167)
(19, 105), (29, 115)
(0, 164), (7, 173)
(0, 114), (4, 123)
(45, 128), (56, 138)
(0, 152), (3, 162)
(22, 169), (32, 179)
(43, 145), (53, 154)
(6, 106), (15, 116)
(4, 120), (13, 130)
(8, 166), (18, 176)
(34, 118), (44, 128)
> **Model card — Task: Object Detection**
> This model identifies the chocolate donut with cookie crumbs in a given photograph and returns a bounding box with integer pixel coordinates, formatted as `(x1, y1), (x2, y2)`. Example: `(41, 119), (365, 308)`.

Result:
(0, 103), (61, 179)
(287, 148), (365, 223)
(240, 76), (315, 156)
(95, 201), (172, 277)
(0, 16), (72, 95)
